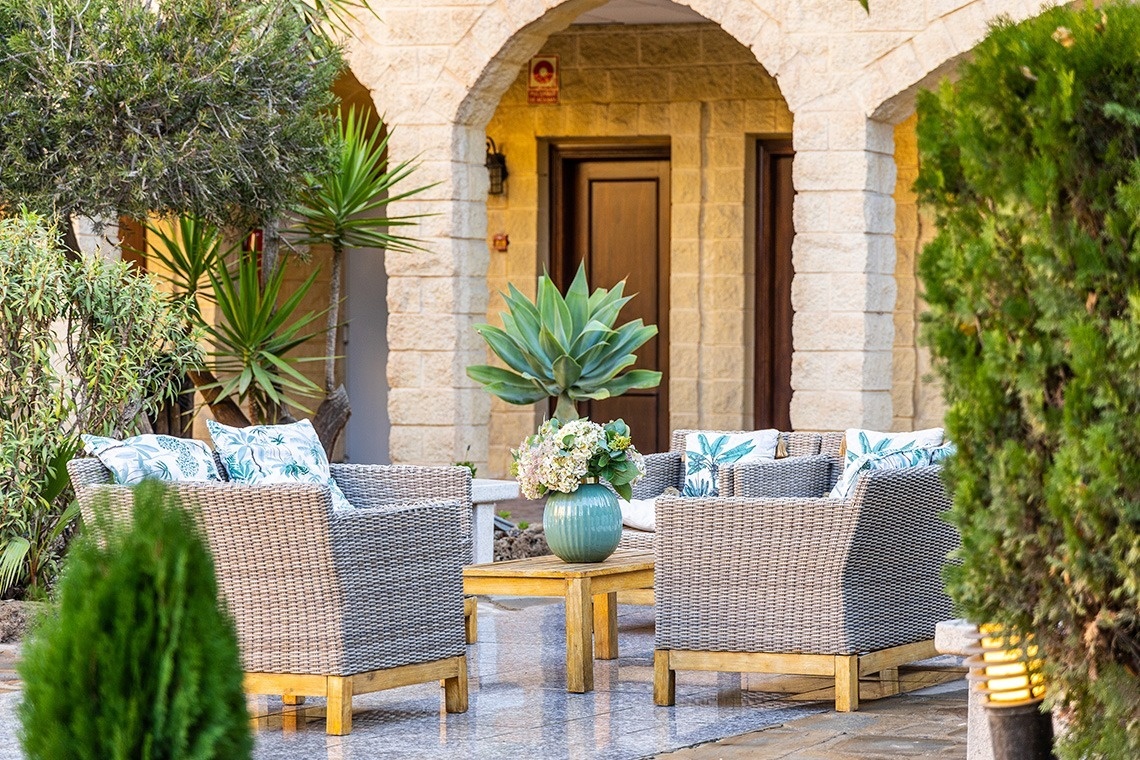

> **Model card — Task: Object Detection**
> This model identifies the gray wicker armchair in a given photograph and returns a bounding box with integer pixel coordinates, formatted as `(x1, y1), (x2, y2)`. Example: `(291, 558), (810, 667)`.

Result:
(652, 440), (957, 712)
(620, 429), (834, 552)
(67, 458), (472, 735)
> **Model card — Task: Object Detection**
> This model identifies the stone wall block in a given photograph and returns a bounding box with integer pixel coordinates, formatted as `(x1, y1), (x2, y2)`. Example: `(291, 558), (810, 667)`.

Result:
(790, 272), (832, 312)
(794, 150), (872, 192)
(387, 425), (424, 464)
(791, 390), (876, 429)
(389, 388), (459, 425)
(864, 192), (897, 235)
(829, 272), (897, 314)
(792, 111), (830, 151)
(387, 313), (463, 351)
(671, 308), (702, 344)
(578, 30), (639, 69)
(793, 232), (872, 273)
(792, 351), (874, 391)
(793, 192), (832, 233)
(386, 351), (423, 389)
(862, 351), (894, 391)
(792, 312), (870, 352)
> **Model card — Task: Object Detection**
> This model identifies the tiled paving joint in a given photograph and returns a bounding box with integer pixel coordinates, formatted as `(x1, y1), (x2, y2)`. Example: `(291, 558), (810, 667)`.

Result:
(0, 601), (967, 759)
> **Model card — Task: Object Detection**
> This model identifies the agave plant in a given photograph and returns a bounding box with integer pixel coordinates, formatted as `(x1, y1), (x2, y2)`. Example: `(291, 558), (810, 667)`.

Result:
(467, 265), (662, 421)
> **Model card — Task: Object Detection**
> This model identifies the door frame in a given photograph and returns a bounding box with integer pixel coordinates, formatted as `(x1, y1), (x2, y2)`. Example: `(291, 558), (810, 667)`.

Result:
(548, 141), (672, 450)
(753, 137), (795, 430)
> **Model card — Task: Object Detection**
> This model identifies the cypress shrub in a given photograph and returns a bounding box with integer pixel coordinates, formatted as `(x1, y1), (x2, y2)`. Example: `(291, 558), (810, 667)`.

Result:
(916, 3), (1140, 755)
(18, 482), (252, 760)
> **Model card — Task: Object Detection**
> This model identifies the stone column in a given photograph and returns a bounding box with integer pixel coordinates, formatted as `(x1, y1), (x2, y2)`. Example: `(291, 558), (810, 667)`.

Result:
(789, 111), (897, 430)
(383, 124), (492, 467)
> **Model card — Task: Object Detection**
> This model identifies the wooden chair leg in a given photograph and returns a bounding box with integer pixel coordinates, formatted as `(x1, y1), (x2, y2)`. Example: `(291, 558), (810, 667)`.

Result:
(282, 695), (305, 705)
(443, 655), (469, 713)
(835, 654), (859, 712)
(879, 666), (900, 697)
(464, 597), (478, 644)
(654, 650), (676, 706)
(326, 676), (353, 735)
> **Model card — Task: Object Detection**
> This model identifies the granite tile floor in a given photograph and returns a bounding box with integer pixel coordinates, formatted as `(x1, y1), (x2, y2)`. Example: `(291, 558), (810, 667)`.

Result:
(0, 597), (968, 760)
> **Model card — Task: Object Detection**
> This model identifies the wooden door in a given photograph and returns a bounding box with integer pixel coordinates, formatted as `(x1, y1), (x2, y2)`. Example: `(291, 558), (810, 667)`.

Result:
(552, 146), (671, 453)
(754, 139), (795, 430)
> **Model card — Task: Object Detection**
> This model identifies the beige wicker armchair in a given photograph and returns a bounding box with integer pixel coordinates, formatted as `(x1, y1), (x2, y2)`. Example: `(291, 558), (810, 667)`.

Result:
(68, 458), (472, 735)
(652, 438), (957, 712)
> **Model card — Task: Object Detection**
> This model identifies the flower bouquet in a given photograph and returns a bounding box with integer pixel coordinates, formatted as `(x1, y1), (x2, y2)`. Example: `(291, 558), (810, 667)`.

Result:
(511, 418), (645, 501)
(511, 417), (645, 563)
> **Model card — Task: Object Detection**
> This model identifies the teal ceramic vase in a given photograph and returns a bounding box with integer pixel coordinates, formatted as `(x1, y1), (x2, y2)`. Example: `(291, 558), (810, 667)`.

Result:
(543, 482), (623, 563)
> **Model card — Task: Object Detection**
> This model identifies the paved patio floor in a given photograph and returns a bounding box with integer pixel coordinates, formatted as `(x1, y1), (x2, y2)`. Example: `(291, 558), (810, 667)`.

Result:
(0, 598), (967, 759)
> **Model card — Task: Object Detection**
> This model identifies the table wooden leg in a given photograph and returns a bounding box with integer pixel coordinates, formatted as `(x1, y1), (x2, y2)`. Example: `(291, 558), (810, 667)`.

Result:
(565, 577), (594, 693)
(593, 591), (618, 660)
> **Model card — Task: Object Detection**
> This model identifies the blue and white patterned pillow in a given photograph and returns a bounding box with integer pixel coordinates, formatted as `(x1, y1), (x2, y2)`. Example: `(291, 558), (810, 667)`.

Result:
(206, 419), (352, 511)
(81, 434), (222, 485)
(841, 427), (944, 470)
(683, 430), (780, 497)
(829, 441), (956, 500)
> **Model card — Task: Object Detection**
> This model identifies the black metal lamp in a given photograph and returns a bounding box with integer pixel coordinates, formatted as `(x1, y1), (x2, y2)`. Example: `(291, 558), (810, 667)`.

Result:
(485, 137), (508, 195)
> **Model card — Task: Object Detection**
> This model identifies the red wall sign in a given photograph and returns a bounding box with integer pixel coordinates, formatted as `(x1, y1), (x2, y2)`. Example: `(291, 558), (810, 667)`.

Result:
(528, 55), (560, 105)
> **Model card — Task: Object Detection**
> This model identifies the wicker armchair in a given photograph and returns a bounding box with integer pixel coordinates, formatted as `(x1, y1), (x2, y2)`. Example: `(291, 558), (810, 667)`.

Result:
(619, 429), (833, 551)
(67, 458), (472, 735)
(652, 444), (957, 712)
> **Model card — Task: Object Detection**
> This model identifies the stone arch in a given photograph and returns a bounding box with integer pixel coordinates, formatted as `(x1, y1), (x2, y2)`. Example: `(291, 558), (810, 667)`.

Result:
(863, 0), (1060, 122)
(451, 0), (790, 133)
(852, 0), (1062, 431)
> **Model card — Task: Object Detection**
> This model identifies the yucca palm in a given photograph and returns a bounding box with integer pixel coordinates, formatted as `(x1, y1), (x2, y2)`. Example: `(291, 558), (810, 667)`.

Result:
(206, 250), (326, 424)
(467, 265), (662, 421)
(291, 107), (430, 392)
(144, 215), (229, 316)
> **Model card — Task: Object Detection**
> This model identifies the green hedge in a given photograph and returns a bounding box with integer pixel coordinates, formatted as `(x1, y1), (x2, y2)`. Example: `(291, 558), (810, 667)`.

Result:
(916, 3), (1140, 756)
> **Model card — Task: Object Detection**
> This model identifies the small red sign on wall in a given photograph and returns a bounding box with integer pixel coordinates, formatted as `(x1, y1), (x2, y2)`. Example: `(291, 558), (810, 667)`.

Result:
(527, 55), (560, 105)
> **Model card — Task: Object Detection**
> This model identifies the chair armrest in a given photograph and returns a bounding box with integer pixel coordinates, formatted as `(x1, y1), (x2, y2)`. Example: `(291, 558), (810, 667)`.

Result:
(330, 463), (471, 506)
(328, 500), (468, 671)
(331, 463), (472, 539)
(722, 454), (837, 498)
(655, 493), (859, 652)
(632, 452), (682, 499)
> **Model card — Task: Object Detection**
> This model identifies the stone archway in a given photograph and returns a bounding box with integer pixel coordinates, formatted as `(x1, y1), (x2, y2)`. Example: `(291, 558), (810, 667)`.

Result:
(341, 0), (1074, 467)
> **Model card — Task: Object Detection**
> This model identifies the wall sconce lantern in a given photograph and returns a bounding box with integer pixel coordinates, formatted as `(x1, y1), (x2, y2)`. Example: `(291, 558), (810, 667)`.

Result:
(486, 137), (509, 195)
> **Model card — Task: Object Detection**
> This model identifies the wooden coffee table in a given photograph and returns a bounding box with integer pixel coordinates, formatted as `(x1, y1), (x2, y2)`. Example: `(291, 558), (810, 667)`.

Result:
(462, 550), (654, 693)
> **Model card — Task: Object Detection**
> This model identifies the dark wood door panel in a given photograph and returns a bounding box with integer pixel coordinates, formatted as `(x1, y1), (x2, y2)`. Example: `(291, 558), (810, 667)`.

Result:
(553, 148), (671, 452)
(755, 139), (795, 431)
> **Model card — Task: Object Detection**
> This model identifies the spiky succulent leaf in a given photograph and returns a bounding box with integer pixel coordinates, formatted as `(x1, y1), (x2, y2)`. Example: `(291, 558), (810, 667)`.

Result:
(468, 263), (661, 410)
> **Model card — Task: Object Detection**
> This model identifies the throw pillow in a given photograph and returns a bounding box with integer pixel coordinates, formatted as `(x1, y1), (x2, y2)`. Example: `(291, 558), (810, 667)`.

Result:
(683, 429), (780, 497)
(828, 442), (955, 499)
(206, 419), (352, 511)
(840, 428), (944, 471)
(81, 434), (222, 485)
(620, 497), (656, 532)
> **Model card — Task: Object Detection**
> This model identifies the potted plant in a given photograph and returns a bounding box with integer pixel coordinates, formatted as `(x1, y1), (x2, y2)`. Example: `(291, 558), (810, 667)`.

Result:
(512, 417), (645, 562)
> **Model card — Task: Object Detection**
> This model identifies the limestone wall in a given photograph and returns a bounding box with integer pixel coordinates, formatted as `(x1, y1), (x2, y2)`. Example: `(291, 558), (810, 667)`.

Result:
(891, 115), (946, 432)
(483, 23), (792, 475)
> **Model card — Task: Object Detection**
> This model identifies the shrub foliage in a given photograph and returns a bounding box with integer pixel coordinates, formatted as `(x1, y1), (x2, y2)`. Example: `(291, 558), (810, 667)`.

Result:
(18, 482), (252, 760)
(916, 3), (1140, 755)
(0, 212), (200, 597)
(0, 0), (341, 229)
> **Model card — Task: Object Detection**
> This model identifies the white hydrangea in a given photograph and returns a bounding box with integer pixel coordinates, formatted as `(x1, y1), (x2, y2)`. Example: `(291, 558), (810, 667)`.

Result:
(512, 418), (607, 498)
